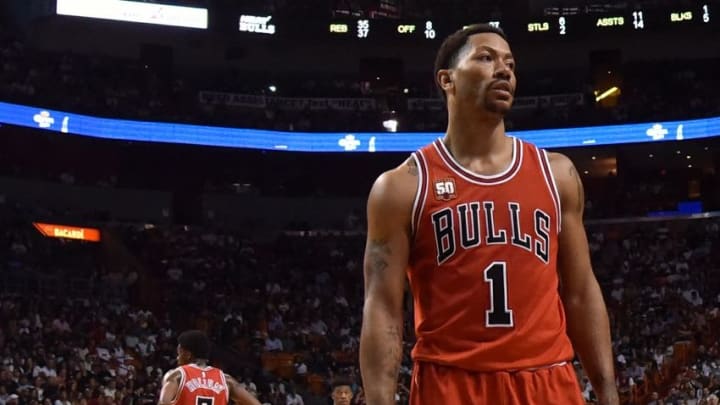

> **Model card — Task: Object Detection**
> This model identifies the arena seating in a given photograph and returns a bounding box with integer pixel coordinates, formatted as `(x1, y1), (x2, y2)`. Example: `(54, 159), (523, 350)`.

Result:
(1, 28), (719, 133)
(2, 202), (719, 404)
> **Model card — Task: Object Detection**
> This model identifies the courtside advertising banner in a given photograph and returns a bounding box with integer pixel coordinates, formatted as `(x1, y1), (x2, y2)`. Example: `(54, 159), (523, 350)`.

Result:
(33, 222), (102, 242)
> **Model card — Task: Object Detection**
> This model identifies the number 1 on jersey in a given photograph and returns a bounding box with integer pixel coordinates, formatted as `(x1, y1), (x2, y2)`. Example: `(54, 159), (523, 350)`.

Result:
(483, 262), (514, 327)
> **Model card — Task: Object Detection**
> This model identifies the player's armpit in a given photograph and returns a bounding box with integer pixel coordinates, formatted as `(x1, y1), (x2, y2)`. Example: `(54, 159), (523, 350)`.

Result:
(157, 369), (181, 405)
(360, 160), (416, 405)
(549, 153), (619, 405)
(225, 375), (261, 405)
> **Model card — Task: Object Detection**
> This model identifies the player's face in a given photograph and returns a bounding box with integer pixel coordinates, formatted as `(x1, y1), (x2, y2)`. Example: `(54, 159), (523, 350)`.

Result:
(449, 33), (516, 114)
(331, 386), (353, 405)
(176, 345), (189, 365)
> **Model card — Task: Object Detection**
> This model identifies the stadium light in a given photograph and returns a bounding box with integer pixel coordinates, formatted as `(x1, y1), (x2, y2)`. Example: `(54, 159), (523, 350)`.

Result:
(595, 86), (620, 102)
(383, 119), (398, 132)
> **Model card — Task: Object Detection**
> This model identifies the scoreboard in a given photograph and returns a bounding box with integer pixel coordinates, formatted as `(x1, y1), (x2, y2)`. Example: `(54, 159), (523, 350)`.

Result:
(53, 1), (717, 40)
(235, 3), (716, 40)
(323, 5), (714, 39)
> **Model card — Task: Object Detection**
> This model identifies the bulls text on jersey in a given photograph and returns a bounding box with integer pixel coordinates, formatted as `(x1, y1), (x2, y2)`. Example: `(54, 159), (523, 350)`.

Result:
(430, 201), (551, 265)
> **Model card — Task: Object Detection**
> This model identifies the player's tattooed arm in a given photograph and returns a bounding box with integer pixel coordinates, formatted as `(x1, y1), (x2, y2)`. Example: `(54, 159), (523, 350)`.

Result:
(406, 156), (418, 176)
(550, 152), (619, 405)
(168, 369), (181, 384)
(361, 165), (413, 405)
(157, 369), (181, 405)
(368, 241), (404, 357)
(366, 238), (391, 277)
(385, 324), (403, 379)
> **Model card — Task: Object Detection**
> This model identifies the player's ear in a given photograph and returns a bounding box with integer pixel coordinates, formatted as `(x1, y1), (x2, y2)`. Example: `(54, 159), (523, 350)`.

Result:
(437, 69), (453, 92)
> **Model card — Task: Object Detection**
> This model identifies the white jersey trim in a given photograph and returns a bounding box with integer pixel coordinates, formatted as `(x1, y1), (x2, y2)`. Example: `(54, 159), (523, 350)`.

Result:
(433, 137), (523, 186)
(219, 371), (229, 402)
(169, 366), (187, 405)
(507, 361), (568, 373)
(537, 149), (562, 233)
(411, 151), (429, 237)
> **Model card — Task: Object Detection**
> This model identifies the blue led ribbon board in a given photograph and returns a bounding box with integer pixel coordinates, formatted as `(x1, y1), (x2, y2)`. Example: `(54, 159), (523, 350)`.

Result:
(1, 101), (718, 152)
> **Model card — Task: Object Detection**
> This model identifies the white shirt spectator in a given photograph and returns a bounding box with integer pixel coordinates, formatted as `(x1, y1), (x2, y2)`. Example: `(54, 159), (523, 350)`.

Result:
(286, 393), (304, 405)
(104, 387), (116, 398)
(268, 314), (284, 332)
(239, 380), (257, 397)
(653, 351), (665, 368)
(295, 362), (307, 376)
(334, 295), (349, 307)
(113, 346), (126, 360)
(33, 365), (56, 378)
(51, 318), (71, 333)
(97, 347), (111, 361)
(310, 319), (328, 336)
(265, 337), (283, 352)
(125, 335), (139, 348)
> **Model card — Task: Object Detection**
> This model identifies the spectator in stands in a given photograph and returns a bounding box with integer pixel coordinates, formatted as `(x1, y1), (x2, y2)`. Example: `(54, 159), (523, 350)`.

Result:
(330, 377), (353, 405)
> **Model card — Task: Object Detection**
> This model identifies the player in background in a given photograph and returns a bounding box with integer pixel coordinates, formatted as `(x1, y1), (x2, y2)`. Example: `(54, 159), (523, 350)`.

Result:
(158, 330), (260, 405)
(359, 24), (619, 404)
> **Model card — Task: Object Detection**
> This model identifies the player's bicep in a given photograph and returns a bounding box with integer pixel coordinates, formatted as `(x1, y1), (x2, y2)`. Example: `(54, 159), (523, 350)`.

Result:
(158, 371), (181, 405)
(363, 171), (412, 310)
(550, 153), (595, 297)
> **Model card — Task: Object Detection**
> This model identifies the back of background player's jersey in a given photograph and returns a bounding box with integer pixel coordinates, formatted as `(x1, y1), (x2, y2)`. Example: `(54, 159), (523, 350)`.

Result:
(174, 364), (229, 405)
(408, 138), (575, 372)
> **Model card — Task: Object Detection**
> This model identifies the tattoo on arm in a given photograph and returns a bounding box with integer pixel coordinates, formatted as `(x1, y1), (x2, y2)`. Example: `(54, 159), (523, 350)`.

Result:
(164, 370), (181, 385)
(385, 324), (403, 379)
(367, 239), (391, 277)
(406, 158), (418, 176)
(567, 165), (585, 213)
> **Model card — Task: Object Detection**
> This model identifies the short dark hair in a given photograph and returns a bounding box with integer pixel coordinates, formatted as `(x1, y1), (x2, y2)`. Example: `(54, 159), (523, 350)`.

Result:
(433, 23), (508, 100)
(330, 376), (353, 390)
(178, 330), (211, 359)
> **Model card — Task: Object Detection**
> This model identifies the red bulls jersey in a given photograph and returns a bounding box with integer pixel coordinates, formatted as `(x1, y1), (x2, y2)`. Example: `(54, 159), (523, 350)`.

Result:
(173, 364), (228, 405)
(408, 137), (574, 372)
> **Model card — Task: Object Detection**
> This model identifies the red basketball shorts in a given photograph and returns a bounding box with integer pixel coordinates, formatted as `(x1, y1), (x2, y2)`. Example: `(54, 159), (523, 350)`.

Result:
(410, 361), (585, 405)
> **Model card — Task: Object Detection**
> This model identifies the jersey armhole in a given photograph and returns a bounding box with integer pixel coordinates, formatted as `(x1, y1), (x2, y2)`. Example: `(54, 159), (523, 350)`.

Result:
(219, 371), (230, 402)
(410, 151), (429, 238)
(169, 367), (186, 405)
(538, 149), (562, 233)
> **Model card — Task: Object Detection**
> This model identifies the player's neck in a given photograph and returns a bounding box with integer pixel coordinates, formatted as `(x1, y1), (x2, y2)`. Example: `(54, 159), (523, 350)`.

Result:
(445, 113), (508, 158)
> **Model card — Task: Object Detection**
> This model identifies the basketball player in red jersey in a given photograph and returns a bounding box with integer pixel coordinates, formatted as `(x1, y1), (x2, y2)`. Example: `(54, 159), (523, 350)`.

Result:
(158, 330), (260, 405)
(359, 24), (619, 405)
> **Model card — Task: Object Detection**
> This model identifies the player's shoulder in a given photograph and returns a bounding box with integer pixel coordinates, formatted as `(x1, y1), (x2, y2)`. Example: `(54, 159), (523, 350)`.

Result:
(545, 151), (573, 167)
(369, 156), (418, 204)
(163, 367), (183, 382)
(367, 156), (419, 222)
(545, 152), (580, 183)
(543, 152), (584, 209)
